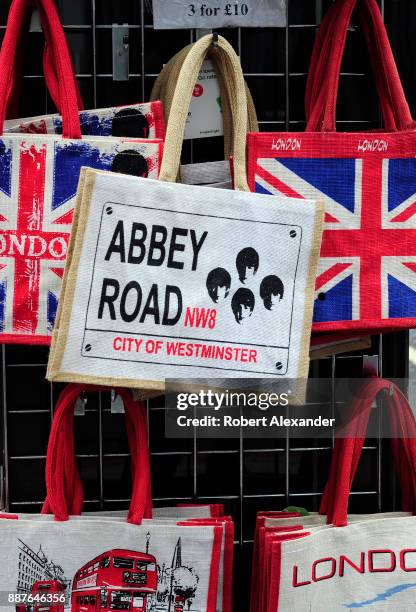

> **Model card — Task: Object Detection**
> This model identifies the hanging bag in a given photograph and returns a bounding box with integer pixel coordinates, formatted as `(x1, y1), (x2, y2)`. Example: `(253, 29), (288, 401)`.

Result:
(0, 386), (224, 612)
(27, 383), (232, 612)
(0, 0), (164, 345)
(247, 0), (416, 335)
(263, 378), (416, 610)
(46, 34), (323, 393)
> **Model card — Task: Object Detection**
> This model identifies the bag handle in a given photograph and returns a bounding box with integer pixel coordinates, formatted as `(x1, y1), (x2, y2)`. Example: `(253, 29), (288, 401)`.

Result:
(321, 379), (416, 523)
(306, 0), (414, 132)
(306, 0), (402, 132)
(42, 384), (151, 524)
(320, 378), (416, 527)
(151, 42), (258, 165)
(0, 0), (81, 138)
(158, 34), (250, 191)
(6, 0), (84, 118)
(320, 380), (416, 515)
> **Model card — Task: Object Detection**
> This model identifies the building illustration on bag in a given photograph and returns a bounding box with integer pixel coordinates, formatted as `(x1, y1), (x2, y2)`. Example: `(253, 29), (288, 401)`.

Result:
(16, 539), (70, 596)
(155, 538), (199, 612)
(16, 539), (70, 612)
(16, 536), (200, 612)
(206, 247), (285, 324)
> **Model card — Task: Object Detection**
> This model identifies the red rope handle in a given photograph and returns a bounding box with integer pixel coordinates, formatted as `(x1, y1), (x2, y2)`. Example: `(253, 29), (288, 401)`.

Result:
(0, 0), (81, 137)
(320, 378), (416, 526)
(306, 0), (413, 132)
(43, 384), (152, 524)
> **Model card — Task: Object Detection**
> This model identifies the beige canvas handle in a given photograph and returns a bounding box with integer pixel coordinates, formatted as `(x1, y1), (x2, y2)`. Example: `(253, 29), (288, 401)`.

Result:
(158, 34), (250, 191)
(151, 43), (258, 161)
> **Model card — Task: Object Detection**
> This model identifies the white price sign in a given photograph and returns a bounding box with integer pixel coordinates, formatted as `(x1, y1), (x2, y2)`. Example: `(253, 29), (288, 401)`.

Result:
(152, 0), (287, 29)
(185, 59), (223, 140)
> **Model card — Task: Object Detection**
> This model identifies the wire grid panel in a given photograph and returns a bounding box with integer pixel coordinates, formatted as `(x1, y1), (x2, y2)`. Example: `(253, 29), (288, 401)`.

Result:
(0, 0), (410, 609)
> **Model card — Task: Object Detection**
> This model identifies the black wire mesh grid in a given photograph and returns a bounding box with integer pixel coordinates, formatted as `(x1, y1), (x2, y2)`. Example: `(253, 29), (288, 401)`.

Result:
(0, 0), (412, 609)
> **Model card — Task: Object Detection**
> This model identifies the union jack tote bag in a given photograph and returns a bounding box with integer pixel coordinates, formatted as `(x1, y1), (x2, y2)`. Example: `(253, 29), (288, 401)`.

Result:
(0, 0), (163, 345)
(4, 101), (165, 141)
(247, 0), (416, 334)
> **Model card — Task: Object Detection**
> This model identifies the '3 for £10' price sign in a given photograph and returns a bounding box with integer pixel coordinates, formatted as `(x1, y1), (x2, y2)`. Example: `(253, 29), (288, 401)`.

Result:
(152, 0), (286, 29)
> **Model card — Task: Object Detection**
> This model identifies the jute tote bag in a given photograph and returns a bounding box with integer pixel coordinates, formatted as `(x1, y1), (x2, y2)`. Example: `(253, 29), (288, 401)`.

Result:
(46, 34), (324, 393)
(2, 0), (165, 140)
(247, 0), (416, 335)
(260, 379), (416, 611)
(1, 383), (231, 612)
(0, 0), (164, 346)
(250, 377), (416, 611)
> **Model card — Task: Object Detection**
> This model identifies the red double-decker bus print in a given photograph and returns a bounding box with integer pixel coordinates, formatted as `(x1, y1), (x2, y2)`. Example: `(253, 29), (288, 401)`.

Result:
(71, 549), (157, 612)
(16, 580), (67, 612)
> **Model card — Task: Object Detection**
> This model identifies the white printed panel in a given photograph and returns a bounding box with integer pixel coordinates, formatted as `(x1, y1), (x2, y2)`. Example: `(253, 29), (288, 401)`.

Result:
(59, 174), (319, 381)
(0, 520), (217, 612)
(277, 517), (416, 611)
(82, 202), (301, 375)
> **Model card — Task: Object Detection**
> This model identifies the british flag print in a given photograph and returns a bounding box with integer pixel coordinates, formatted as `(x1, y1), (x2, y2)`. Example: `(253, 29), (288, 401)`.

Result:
(0, 134), (163, 344)
(247, 132), (416, 332)
(4, 101), (166, 140)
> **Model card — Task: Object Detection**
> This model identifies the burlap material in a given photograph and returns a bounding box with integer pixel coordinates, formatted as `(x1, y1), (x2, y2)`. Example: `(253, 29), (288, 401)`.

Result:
(151, 40), (258, 165)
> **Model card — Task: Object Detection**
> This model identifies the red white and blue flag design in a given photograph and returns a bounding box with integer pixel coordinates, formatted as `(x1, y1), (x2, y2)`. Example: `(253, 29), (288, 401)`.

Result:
(4, 101), (166, 140)
(0, 136), (162, 344)
(248, 133), (416, 332)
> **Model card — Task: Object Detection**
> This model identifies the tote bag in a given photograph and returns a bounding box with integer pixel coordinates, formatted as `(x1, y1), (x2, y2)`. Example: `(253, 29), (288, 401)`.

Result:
(247, 0), (416, 335)
(263, 378), (416, 611)
(251, 376), (416, 611)
(46, 34), (324, 393)
(0, 0), (163, 346)
(0, 517), (223, 612)
(9, 383), (230, 612)
(2, 0), (165, 140)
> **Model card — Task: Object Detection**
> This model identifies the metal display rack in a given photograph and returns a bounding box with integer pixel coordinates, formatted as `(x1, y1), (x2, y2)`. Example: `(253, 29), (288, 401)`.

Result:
(0, 1), (411, 609)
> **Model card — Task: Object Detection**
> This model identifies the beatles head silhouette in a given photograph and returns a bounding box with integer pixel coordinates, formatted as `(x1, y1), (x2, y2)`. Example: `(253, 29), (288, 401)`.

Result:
(206, 268), (232, 303)
(207, 247), (283, 324)
(260, 275), (284, 310)
(231, 288), (255, 324)
(111, 150), (149, 177)
(236, 247), (259, 283)
(112, 108), (149, 138)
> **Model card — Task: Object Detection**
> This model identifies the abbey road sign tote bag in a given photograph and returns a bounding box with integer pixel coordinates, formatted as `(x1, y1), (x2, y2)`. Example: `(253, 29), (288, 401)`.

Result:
(0, 0), (163, 345)
(247, 0), (416, 335)
(151, 41), (258, 187)
(46, 35), (323, 391)
(47, 168), (322, 389)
